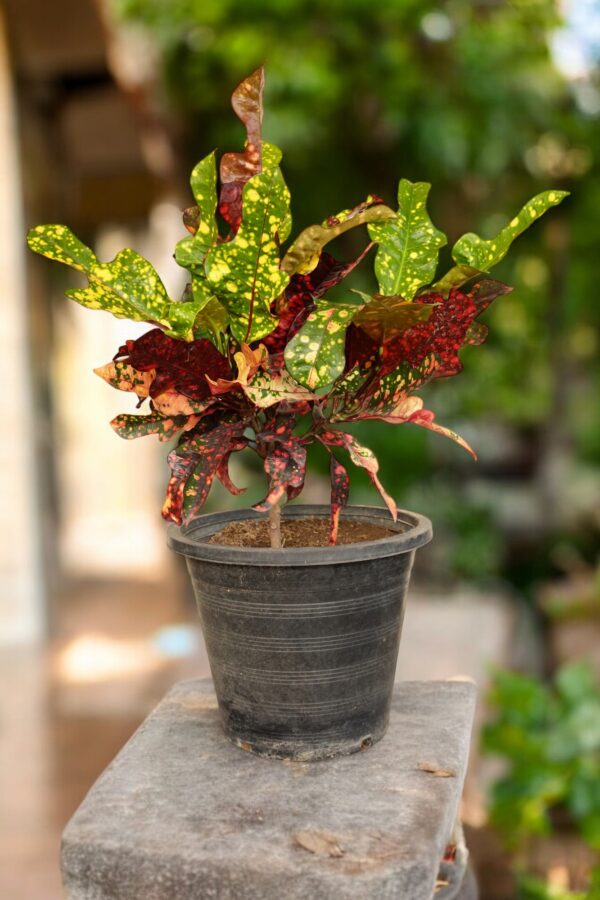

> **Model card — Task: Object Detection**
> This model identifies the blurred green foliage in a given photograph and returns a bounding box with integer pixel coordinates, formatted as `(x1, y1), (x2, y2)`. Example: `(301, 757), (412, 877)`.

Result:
(483, 663), (600, 851)
(113, 0), (600, 582)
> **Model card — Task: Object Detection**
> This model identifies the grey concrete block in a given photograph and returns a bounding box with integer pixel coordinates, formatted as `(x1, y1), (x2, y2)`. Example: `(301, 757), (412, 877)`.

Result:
(62, 679), (476, 900)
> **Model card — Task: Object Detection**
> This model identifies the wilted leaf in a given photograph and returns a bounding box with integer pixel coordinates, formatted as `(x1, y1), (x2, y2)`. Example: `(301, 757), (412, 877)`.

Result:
(417, 761), (456, 778)
(205, 161), (290, 343)
(368, 179), (447, 299)
(285, 303), (358, 390)
(452, 189), (569, 271)
(281, 197), (394, 275)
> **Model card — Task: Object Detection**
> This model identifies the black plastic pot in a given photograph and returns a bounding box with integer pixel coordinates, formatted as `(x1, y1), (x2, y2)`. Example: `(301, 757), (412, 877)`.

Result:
(168, 504), (432, 760)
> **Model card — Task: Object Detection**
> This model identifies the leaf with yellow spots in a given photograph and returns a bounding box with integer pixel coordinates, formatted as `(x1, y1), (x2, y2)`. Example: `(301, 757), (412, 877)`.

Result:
(368, 180), (447, 299)
(110, 412), (185, 442)
(284, 302), (361, 390)
(281, 197), (395, 276)
(351, 290), (437, 343)
(242, 369), (315, 408)
(452, 190), (569, 271)
(27, 225), (198, 338)
(204, 162), (291, 343)
(174, 152), (218, 271)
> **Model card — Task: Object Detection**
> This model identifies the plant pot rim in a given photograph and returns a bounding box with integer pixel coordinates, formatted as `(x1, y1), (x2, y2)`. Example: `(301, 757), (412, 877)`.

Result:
(167, 504), (432, 567)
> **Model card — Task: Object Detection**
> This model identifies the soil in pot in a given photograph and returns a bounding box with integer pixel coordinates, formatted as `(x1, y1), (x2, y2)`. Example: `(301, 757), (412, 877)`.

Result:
(209, 516), (396, 548)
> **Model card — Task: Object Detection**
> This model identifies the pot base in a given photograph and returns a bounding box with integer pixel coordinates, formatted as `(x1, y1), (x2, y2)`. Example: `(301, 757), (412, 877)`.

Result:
(225, 720), (389, 761)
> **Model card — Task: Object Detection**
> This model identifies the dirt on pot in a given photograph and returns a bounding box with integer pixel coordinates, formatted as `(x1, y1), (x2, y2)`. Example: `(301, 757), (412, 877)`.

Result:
(209, 517), (396, 548)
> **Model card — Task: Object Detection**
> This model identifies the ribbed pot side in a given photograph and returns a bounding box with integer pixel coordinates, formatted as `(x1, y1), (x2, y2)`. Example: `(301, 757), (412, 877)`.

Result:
(168, 505), (432, 761)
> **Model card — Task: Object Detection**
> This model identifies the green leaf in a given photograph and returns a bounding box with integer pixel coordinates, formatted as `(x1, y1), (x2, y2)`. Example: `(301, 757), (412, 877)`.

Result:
(452, 190), (569, 271)
(281, 197), (395, 275)
(204, 161), (290, 343)
(175, 151), (218, 270)
(284, 302), (359, 390)
(193, 296), (229, 353)
(351, 289), (437, 342)
(110, 412), (184, 442)
(368, 179), (447, 299)
(27, 225), (197, 338)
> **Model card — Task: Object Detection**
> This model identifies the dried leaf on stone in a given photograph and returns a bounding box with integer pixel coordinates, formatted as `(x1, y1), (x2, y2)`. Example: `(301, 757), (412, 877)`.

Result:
(294, 830), (344, 858)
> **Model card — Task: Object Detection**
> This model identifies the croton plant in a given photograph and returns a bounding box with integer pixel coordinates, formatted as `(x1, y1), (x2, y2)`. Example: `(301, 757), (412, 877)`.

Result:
(27, 68), (567, 545)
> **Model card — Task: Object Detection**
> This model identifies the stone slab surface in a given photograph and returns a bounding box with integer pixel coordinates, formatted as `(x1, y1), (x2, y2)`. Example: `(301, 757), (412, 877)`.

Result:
(62, 678), (476, 900)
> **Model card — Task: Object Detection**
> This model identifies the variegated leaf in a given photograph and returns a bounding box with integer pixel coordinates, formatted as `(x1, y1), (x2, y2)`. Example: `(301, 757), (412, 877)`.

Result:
(205, 160), (290, 343)
(452, 190), (569, 271)
(284, 303), (359, 390)
(94, 361), (154, 398)
(351, 290), (437, 343)
(110, 412), (184, 442)
(219, 67), (265, 232)
(281, 197), (394, 275)
(162, 422), (245, 525)
(254, 421), (307, 511)
(319, 430), (397, 521)
(352, 394), (476, 459)
(151, 392), (214, 417)
(174, 151), (219, 270)
(368, 180), (447, 299)
(328, 454), (349, 545)
(27, 225), (195, 336)
(242, 369), (315, 408)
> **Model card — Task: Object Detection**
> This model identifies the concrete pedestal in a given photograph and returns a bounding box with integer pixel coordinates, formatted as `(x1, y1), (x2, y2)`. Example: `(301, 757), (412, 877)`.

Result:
(62, 679), (477, 900)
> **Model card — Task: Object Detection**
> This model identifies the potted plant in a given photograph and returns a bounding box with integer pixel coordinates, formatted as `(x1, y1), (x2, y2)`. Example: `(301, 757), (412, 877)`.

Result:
(27, 68), (566, 760)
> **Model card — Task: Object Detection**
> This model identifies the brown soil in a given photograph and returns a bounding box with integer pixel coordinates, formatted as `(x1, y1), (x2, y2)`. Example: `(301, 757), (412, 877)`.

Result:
(209, 517), (397, 548)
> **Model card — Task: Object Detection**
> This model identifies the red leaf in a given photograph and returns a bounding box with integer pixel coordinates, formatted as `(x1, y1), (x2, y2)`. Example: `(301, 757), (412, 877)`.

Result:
(116, 328), (231, 401)
(318, 430), (397, 521)
(216, 438), (248, 496)
(328, 454), (350, 545)
(161, 421), (245, 525)
(219, 67), (265, 233)
(253, 419), (307, 511)
(379, 278), (511, 379)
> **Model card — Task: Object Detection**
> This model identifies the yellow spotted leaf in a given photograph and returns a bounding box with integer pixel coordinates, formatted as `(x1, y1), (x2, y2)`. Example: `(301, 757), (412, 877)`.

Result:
(284, 302), (359, 390)
(368, 180), (447, 299)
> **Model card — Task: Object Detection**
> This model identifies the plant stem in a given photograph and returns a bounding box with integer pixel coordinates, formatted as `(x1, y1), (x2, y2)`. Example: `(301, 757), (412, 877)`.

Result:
(268, 503), (282, 549)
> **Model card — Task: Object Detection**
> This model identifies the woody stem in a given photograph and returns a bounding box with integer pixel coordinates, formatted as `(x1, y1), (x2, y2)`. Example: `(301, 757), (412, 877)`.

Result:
(268, 503), (282, 549)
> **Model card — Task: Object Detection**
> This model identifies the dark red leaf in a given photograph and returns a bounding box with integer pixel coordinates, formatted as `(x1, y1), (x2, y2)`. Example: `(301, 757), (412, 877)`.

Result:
(219, 67), (264, 233)
(116, 328), (231, 401)
(216, 438), (248, 496)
